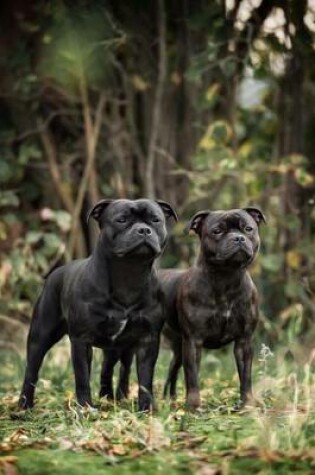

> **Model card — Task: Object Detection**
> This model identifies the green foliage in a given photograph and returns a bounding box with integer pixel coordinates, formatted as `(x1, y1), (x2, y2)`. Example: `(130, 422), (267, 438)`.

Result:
(0, 210), (70, 318)
(38, 5), (119, 94)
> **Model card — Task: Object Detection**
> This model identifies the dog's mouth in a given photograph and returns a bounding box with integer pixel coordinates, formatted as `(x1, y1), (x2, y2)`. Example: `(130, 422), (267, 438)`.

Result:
(228, 248), (253, 265)
(114, 240), (161, 258)
(129, 242), (158, 256)
(207, 246), (254, 268)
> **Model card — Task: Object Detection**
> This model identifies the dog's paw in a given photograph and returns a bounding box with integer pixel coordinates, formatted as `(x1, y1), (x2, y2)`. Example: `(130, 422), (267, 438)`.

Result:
(186, 390), (201, 410)
(77, 394), (96, 409)
(99, 388), (114, 400)
(138, 395), (154, 413)
(18, 395), (34, 410)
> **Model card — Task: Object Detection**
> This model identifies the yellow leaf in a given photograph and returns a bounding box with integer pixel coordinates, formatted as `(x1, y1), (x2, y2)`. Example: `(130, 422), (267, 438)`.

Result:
(199, 134), (215, 150)
(294, 169), (314, 186)
(242, 170), (255, 184)
(268, 164), (289, 174)
(205, 83), (220, 102)
(239, 141), (253, 158)
(285, 250), (301, 270)
(288, 154), (307, 165)
(132, 75), (149, 91)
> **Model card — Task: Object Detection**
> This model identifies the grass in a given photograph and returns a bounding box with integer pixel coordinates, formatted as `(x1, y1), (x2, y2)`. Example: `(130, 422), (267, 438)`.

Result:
(1, 340), (315, 474)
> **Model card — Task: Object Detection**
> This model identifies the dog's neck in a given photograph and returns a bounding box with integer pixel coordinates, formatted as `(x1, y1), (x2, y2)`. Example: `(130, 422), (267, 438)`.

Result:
(196, 249), (248, 294)
(92, 241), (155, 307)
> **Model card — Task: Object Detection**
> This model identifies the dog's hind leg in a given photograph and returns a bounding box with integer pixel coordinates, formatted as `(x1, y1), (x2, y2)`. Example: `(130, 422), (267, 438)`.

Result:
(19, 295), (67, 409)
(116, 349), (134, 400)
(163, 341), (182, 399)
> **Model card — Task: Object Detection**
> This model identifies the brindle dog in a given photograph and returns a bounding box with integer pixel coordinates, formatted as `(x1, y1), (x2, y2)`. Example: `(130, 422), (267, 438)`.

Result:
(161, 207), (265, 408)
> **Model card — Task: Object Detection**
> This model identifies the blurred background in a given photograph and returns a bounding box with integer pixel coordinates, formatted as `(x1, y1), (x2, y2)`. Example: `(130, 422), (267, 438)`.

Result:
(0, 0), (315, 356)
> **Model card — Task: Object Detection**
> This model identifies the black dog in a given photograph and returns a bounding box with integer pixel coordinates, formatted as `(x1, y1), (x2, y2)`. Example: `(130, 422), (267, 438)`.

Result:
(19, 198), (177, 411)
(161, 208), (265, 408)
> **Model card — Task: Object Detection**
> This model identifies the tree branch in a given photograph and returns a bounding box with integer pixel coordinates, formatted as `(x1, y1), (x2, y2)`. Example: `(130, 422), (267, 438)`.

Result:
(144, 0), (167, 199)
(38, 119), (86, 257)
(3, 110), (77, 145)
(39, 122), (75, 214)
(67, 88), (106, 258)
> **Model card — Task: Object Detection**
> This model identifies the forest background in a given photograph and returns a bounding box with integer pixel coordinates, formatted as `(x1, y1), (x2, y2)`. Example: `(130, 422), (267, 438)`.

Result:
(1, 1), (315, 473)
(1, 0), (315, 351)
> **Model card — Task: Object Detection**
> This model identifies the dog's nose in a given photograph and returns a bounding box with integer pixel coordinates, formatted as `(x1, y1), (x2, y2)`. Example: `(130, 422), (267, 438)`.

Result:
(137, 227), (152, 236)
(233, 235), (246, 243)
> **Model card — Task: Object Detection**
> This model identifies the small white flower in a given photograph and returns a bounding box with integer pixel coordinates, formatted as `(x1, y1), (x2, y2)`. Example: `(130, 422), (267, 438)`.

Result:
(258, 343), (274, 362)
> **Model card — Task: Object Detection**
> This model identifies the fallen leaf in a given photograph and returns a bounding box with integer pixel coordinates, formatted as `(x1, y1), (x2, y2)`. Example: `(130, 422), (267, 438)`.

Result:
(192, 462), (222, 475)
(0, 457), (18, 466)
(110, 445), (127, 456)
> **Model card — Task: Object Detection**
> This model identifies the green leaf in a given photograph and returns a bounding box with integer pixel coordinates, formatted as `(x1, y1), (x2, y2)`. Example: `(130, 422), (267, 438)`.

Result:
(53, 211), (72, 232)
(260, 254), (283, 272)
(0, 191), (20, 207)
(44, 233), (63, 252)
(25, 231), (44, 245)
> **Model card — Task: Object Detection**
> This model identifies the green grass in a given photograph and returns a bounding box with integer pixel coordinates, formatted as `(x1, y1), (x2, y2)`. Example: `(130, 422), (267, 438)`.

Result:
(1, 342), (315, 474)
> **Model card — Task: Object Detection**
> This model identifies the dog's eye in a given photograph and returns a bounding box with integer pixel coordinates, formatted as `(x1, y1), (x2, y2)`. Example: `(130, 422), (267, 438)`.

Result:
(212, 228), (222, 235)
(245, 226), (253, 232)
(116, 217), (127, 223)
(152, 216), (160, 223)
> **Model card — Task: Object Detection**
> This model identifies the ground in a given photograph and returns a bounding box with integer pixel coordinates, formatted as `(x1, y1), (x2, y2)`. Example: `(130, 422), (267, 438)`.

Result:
(0, 340), (315, 474)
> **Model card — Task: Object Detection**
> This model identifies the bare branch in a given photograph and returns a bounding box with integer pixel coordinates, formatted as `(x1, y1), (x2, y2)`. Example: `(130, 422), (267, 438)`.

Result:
(67, 89), (106, 258)
(110, 55), (146, 165)
(38, 122), (75, 214)
(2, 110), (77, 145)
(38, 120), (87, 257)
(154, 146), (177, 167)
(0, 314), (26, 330)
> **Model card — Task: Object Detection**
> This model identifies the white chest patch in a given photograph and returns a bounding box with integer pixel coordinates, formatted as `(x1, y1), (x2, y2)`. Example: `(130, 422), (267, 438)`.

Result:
(223, 307), (232, 319)
(110, 318), (128, 341)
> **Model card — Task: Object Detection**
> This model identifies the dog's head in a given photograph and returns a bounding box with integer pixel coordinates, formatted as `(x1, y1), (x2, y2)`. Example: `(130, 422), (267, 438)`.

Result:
(186, 207), (266, 269)
(88, 199), (177, 259)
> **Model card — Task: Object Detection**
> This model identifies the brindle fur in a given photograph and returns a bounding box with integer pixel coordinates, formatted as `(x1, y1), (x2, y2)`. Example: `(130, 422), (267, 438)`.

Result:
(162, 208), (265, 408)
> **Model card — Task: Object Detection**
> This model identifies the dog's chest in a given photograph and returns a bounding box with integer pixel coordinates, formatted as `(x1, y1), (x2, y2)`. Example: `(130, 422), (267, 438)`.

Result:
(185, 293), (246, 348)
(69, 296), (161, 347)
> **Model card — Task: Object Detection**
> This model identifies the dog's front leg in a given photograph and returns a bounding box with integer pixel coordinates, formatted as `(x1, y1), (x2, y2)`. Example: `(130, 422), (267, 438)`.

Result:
(136, 335), (159, 412)
(116, 349), (134, 400)
(182, 335), (201, 408)
(71, 340), (93, 407)
(99, 350), (120, 400)
(234, 337), (253, 405)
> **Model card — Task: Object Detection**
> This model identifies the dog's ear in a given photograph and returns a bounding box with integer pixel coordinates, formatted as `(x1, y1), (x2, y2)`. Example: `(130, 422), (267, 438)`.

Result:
(243, 207), (266, 226)
(156, 200), (178, 222)
(185, 210), (210, 236)
(87, 199), (114, 226)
